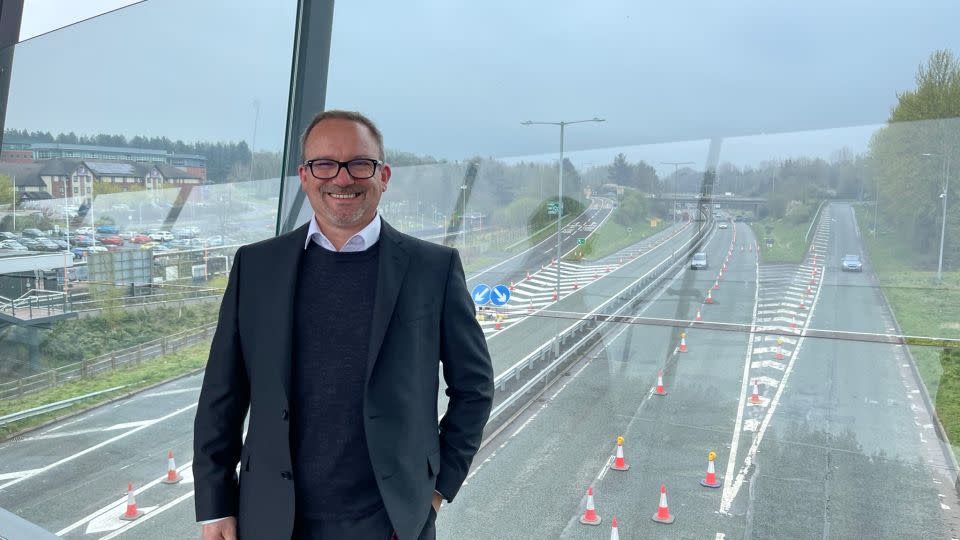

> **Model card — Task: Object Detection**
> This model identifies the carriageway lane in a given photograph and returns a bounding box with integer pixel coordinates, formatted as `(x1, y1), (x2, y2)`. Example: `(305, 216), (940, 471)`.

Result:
(727, 203), (956, 538)
(437, 222), (758, 539)
(482, 218), (704, 377)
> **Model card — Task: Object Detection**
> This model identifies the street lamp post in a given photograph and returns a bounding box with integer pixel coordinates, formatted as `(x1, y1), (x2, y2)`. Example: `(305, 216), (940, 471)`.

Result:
(521, 117), (605, 308)
(922, 152), (951, 282)
(661, 161), (694, 224)
(460, 184), (468, 247)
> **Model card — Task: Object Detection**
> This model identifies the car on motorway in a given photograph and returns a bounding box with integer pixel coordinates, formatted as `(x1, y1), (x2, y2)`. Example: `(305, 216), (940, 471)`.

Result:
(691, 252), (708, 269)
(718, 222), (729, 229)
(841, 254), (863, 272)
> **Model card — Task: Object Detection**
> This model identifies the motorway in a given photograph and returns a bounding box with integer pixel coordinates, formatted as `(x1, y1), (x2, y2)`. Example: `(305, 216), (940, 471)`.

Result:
(0, 203), (957, 538)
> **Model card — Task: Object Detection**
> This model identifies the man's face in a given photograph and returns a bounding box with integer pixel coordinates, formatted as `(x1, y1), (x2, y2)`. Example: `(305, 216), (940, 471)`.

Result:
(298, 118), (391, 232)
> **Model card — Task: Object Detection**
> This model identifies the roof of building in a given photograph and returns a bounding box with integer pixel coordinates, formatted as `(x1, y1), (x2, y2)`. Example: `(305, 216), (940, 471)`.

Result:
(39, 159), (82, 176)
(18, 191), (52, 200)
(154, 163), (201, 180)
(25, 142), (206, 161)
(0, 162), (46, 187)
(83, 161), (148, 177)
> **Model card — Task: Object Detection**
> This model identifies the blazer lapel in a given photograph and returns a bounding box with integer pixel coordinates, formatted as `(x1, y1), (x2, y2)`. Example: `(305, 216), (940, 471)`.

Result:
(366, 220), (410, 385)
(275, 221), (310, 403)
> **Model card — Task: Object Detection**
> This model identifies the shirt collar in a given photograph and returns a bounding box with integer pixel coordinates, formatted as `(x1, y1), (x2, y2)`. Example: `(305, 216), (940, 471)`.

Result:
(304, 213), (382, 252)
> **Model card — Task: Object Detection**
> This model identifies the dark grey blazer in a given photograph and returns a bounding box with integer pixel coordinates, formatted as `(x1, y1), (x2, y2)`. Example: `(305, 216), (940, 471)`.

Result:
(193, 219), (494, 540)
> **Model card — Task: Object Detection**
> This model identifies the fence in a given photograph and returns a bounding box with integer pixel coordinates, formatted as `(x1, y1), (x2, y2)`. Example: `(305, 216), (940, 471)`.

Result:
(0, 322), (218, 401)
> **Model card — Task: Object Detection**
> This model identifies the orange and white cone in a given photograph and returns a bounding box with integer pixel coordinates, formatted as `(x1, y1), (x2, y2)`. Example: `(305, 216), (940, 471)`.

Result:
(705, 290), (714, 304)
(799, 298), (807, 310)
(495, 319), (502, 331)
(580, 486), (602, 525)
(120, 482), (144, 521)
(699, 451), (721, 488)
(651, 484), (675, 524)
(750, 379), (760, 404)
(161, 450), (182, 484)
(713, 279), (720, 290)
(655, 370), (667, 396)
(573, 280), (579, 290)
(775, 338), (784, 360)
(552, 290), (558, 301)
(526, 271), (531, 279)
(528, 299), (534, 314)
(610, 436), (630, 471)
(695, 309), (702, 322)
(789, 313), (798, 329)
(509, 281), (515, 291)
(610, 516), (620, 540)
(678, 333), (688, 353)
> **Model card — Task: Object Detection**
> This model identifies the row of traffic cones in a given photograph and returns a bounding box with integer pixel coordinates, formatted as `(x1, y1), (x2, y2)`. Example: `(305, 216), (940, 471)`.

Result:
(120, 450), (183, 521)
(580, 441), (723, 531)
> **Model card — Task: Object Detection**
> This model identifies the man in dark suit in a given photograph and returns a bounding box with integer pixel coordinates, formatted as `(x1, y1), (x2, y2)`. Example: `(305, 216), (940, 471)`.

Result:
(193, 110), (494, 540)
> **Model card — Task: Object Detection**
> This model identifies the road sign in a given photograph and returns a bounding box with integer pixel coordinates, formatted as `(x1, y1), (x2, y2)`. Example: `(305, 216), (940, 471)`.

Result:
(471, 283), (492, 305)
(490, 284), (511, 306)
(577, 238), (586, 245)
(547, 202), (562, 215)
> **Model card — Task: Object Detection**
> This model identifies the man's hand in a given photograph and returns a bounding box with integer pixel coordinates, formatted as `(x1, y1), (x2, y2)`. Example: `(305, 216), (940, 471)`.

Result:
(201, 517), (237, 540)
(432, 492), (443, 513)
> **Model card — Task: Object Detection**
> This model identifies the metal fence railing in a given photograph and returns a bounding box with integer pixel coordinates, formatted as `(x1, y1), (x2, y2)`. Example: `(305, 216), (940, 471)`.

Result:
(0, 322), (217, 401)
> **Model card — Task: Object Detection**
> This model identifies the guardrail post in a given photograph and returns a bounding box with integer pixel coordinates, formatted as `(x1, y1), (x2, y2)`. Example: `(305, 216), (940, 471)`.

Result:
(111, 353), (117, 371)
(17, 378), (23, 398)
(51, 369), (57, 388)
(137, 344), (143, 365)
(161, 337), (167, 356)
(81, 359), (88, 379)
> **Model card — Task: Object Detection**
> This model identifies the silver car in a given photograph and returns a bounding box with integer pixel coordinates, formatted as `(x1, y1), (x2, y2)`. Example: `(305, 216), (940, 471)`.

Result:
(691, 252), (708, 269)
(841, 254), (862, 272)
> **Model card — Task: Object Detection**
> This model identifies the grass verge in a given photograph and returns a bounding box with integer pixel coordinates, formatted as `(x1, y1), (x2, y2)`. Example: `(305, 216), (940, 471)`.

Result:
(751, 218), (809, 264)
(576, 218), (658, 261)
(853, 205), (960, 457)
(0, 342), (210, 441)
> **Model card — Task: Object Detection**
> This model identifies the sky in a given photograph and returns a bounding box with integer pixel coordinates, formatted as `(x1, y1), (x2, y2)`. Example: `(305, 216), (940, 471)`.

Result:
(6, 0), (960, 175)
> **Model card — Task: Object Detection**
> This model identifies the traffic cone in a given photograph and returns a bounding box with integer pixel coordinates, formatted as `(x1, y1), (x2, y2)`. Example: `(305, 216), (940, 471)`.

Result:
(799, 298), (806, 310)
(655, 370), (667, 396)
(678, 333), (688, 353)
(775, 338), (784, 360)
(705, 290), (714, 304)
(509, 281), (515, 291)
(162, 450), (182, 484)
(700, 451), (721, 488)
(495, 319), (502, 331)
(552, 290), (558, 301)
(580, 486), (602, 525)
(750, 380), (760, 404)
(713, 279), (720, 290)
(695, 309), (701, 322)
(526, 271), (531, 279)
(610, 516), (620, 540)
(611, 436), (630, 471)
(594, 271), (599, 279)
(619, 257), (623, 265)
(651, 484), (675, 524)
(789, 314), (797, 329)
(806, 285), (812, 295)
(120, 482), (144, 521)
(573, 280), (579, 290)
(605, 266), (610, 273)
(528, 299), (534, 314)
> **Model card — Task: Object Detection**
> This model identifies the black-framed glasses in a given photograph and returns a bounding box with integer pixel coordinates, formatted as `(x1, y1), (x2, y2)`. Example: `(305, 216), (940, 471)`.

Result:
(303, 158), (383, 180)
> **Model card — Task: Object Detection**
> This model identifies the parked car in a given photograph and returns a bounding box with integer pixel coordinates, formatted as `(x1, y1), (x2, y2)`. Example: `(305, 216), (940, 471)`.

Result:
(99, 235), (124, 246)
(690, 252), (708, 269)
(95, 225), (120, 234)
(841, 254), (863, 272)
(36, 239), (61, 252)
(75, 227), (95, 236)
(72, 235), (97, 247)
(131, 234), (153, 244)
(118, 231), (139, 241)
(0, 231), (17, 240)
(148, 230), (175, 242)
(18, 238), (41, 250)
(52, 239), (70, 250)
(0, 240), (27, 250)
(21, 228), (45, 238)
(204, 235), (239, 247)
(174, 226), (200, 239)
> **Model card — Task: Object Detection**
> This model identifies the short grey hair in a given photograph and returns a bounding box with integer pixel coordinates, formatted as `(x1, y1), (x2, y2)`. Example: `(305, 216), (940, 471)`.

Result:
(300, 110), (385, 161)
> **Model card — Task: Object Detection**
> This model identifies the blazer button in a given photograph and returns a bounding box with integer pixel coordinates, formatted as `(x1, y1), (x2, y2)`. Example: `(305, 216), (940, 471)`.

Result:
(281, 409), (289, 421)
(280, 471), (292, 480)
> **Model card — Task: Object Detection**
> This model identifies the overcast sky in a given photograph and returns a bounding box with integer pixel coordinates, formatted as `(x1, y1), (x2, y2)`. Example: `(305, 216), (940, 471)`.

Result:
(7, 0), (960, 174)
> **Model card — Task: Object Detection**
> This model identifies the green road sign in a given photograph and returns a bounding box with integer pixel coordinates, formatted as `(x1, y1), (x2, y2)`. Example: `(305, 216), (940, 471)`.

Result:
(577, 238), (586, 245)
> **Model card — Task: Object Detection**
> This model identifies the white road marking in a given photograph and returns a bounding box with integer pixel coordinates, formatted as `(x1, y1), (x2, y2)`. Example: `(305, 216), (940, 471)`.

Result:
(138, 387), (202, 398)
(0, 468), (42, 481)
(0, 403), (197, 490)
(99, 492), (194, 540)
(85, 505), (160, 534)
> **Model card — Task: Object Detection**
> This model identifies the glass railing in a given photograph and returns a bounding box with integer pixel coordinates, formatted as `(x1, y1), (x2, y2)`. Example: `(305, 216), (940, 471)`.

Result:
(0, 0), (958, 539)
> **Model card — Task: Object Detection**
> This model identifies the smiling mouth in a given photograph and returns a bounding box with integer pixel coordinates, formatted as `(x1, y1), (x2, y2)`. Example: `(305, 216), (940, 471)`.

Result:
(326, 192), (362, 199)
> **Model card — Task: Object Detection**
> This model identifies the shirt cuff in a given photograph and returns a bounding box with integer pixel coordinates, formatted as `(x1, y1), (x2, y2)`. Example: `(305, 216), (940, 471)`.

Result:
(199, 516), (232, 525)
(434, 489), (447, 501)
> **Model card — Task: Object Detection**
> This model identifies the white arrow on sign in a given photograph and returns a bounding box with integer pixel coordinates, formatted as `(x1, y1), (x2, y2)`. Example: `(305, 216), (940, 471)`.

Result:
(85, 506), (159, 534)
(493, 289), (508, 303)
(474, 291), (487, 302)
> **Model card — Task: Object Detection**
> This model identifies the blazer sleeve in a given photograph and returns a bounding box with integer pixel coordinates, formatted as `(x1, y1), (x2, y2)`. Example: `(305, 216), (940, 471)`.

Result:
(435, 250), (495, 502)
(193, 247), (250, 521)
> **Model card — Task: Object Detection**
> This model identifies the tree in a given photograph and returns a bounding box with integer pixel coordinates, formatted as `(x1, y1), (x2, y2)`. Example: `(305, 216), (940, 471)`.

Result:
(868, 49), (960, 266)
(607, 153), (631, 186)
